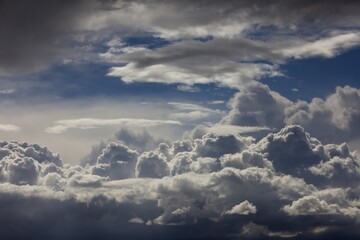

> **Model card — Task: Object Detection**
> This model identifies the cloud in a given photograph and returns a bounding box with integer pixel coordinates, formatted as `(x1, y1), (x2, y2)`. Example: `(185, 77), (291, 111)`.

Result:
(285, 85), (360, 143)
(280, 32), (360, 59)
(2, 0), (360, 82)
(221, 83), (292, 129)
(0, 0), (99, 75)
(186, 124), (272, 141)
(220, 84), (360, 145)
(168, 102), (223, 123)
(176, 85), (200, 93)
(45, 118), (181, 134)
(104, 31), (360, 89)
(135, 151), (169, 178)
(0, 124), (19, 132)
(224, 200), (257, 216)
(90, 142), (139, 180)
(0, 125), (360, 238)
(89, 1), (360, 39)
(0, 89), (15, 95)
(82, 127), (165, 166)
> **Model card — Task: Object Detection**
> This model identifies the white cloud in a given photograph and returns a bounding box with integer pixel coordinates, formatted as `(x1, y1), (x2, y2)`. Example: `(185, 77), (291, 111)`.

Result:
(168, 102), (224, 123)
(45, 118), (181, 134)
(280, 32), (360, 59)
(0, 124), (19, 132)
(224, 200), (257, 215)
(0, 89), (15, 94)
(285, 85), (360, 143)
(176, 85), (200, 93)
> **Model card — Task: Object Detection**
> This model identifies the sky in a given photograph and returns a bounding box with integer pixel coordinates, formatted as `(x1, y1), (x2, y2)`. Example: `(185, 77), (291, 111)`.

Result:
(1, 1), (360, 239)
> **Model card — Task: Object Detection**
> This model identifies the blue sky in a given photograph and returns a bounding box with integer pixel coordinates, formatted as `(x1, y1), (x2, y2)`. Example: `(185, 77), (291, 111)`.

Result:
(1, 1), (360, 239)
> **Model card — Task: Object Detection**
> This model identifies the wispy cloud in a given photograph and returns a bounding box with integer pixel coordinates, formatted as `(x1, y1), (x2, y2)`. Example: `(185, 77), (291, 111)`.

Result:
(45, 118), (181, 134)
(0, 124), (19, 132)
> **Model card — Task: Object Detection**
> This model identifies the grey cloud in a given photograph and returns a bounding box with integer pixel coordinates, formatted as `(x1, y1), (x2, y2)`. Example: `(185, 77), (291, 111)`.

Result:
(251, 125), (324, 177)
(220, 150), (273, 170)
(221, 83), (292, 129)
(82, 127), (165, 166)
(0, 0), (100, 75)
(3, 0), (360, 79)
(135, 151), (169, 178)
(308, 156), (360, 187)
(194, 133), (252, 158)
(0, 126), (360, 238)
(6, 157), (40, 185)
(285, 85), (360, 143)
(0, 141), (62, 185)
(91, 142), (138, 180)
(283, 188), (360, 220)
(94, 1), (360, 39)
(222, 84), (360, 145)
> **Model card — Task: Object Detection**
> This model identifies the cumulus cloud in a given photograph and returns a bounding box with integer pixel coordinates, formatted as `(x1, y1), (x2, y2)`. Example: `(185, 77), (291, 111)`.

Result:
(91, 142), (138, 180)
(135, 151), (169, 178)
(0, 124), (360, 239)
(221, 84), (360, 145)
(221, 83), (292, 129)
(285, 85), (360, 143)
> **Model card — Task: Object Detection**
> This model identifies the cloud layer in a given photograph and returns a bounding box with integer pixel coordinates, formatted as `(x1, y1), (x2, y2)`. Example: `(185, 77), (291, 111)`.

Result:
(1, 124), (359, 239)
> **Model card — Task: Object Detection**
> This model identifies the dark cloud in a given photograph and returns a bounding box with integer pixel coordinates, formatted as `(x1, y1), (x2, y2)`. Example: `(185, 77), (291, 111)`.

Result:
(0, 0), (98, 74)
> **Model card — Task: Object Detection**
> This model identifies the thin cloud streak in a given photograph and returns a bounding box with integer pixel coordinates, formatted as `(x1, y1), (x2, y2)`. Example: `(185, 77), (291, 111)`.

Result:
(45, 118), (182, 134)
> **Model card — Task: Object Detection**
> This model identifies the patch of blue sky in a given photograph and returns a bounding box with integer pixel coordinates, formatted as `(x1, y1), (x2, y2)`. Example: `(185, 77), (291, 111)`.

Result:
(263, 46), (360, 101)
(8, 61), (235, 105)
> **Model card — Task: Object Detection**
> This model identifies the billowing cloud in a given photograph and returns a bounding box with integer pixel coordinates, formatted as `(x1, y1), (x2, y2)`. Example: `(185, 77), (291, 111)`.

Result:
(285, 85), (360, 143)
(90, 142), (139, 180)
(221, 83), (292, 128)
(1, 124), (359, 239)
(221, 84), (360, 145)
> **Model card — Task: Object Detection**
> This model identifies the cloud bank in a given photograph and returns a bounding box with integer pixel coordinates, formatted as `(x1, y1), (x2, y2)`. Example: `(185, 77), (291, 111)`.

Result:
(1, 123), (360, 239)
